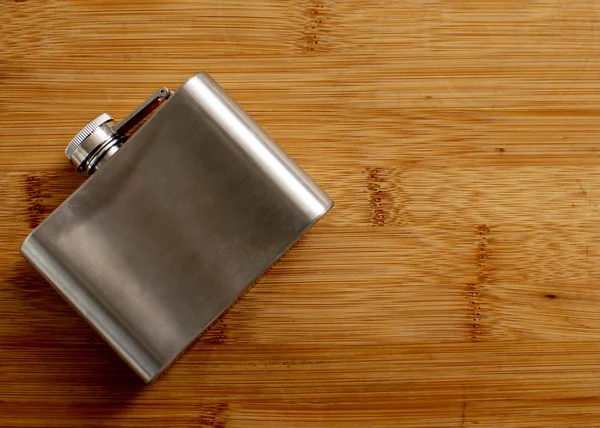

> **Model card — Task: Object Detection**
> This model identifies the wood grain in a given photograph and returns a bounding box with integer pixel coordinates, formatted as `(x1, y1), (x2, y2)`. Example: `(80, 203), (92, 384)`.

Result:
(2, 0), (600, 426)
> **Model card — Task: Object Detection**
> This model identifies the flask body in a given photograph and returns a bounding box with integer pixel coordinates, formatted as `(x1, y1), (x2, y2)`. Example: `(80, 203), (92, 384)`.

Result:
(21, 73), (332, 382)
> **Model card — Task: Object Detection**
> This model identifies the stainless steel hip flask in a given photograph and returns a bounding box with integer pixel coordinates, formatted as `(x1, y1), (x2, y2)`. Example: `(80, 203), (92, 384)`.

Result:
(20, 72), (333, 382)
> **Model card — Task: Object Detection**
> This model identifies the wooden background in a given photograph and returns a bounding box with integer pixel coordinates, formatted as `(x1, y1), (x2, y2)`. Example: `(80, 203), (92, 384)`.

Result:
(2, 0), (600, 426)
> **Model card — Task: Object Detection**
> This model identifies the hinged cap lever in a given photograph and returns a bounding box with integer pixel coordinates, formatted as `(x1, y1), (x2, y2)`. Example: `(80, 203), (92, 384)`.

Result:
(65, 87), (172, 174)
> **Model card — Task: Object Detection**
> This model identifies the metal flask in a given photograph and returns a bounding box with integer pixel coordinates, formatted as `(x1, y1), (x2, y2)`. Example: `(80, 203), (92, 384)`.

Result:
(20, 72), (333, 382)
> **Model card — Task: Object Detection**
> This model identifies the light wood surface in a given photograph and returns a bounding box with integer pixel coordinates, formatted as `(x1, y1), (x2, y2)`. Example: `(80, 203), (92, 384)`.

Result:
(3, 0), (600, 426)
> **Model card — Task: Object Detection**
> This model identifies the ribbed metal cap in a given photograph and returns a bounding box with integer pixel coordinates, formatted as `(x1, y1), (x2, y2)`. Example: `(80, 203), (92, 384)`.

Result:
(65, 113), (114, 159)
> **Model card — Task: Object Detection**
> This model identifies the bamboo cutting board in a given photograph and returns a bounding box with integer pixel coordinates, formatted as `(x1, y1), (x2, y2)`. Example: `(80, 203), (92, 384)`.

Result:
(3, 0), (600, 426)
